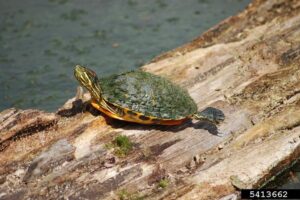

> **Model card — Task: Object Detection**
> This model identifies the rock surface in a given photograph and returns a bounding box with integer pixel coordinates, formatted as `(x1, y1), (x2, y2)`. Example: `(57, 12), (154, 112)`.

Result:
(1, 0), (300, 199)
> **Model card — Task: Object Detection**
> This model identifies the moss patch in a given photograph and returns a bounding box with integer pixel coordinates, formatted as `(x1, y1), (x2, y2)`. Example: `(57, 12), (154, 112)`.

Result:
(118, 189), (145, 200)
(106, 135), (133, 157)
(158, 178), (169, 189)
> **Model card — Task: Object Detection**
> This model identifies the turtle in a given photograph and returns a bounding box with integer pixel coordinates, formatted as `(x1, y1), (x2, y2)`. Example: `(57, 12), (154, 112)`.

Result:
(74, 65), (225, 125)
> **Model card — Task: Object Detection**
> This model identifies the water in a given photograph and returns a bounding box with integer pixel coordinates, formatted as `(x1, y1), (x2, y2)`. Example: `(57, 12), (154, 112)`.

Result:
(0, 0), (250, 111)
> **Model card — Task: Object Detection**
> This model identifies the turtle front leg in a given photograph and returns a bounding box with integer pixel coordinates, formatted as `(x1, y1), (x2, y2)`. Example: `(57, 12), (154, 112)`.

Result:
(75, 86), (84, 100)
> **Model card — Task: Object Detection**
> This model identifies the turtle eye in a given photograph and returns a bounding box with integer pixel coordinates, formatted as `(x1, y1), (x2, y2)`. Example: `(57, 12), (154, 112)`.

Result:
(89, 70), (97, 77)
(90, 71), (96, 77)
(88, 71), (98, 83)
(84, 70), (95, 79)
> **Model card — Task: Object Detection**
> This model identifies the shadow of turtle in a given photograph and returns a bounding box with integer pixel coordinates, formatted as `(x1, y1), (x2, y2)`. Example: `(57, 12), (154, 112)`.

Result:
(57, 99), (85, 117)
(191, 121), (220, 135)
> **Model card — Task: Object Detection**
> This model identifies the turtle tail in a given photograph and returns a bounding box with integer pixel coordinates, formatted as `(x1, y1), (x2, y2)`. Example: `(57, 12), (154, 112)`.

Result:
(192, 107), (225, 124)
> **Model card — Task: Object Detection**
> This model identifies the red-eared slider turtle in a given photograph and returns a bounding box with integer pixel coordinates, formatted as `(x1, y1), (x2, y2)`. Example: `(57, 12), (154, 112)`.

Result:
(74, 65), (224, 125)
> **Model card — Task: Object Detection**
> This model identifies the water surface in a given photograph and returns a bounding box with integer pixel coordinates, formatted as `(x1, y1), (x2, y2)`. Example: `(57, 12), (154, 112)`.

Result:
(0, 0), (250, 111)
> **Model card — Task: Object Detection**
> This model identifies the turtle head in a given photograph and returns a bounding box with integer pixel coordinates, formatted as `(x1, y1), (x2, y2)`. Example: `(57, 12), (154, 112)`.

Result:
(74, 65), (102, 101)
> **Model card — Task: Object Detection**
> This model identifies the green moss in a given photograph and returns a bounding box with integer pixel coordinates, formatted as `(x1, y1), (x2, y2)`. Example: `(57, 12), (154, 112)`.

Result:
(158, 178), (169, 189)
(114, 135), (131, 148)
(118, 189), (145, 200)
(118, 189), (130, 200)
(105, 135), (133, 157)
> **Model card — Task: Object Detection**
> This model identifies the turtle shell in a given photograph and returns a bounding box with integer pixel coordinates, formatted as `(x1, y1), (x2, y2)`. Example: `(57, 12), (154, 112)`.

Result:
(99, 70), (197, 120)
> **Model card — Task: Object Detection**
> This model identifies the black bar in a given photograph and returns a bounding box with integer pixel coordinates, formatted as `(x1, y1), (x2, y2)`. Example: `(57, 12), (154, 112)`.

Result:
(241, 189), (300, 199)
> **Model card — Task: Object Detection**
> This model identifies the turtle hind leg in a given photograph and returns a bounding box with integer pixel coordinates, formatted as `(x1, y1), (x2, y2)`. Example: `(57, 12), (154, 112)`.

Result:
(192, 107), (225, 124)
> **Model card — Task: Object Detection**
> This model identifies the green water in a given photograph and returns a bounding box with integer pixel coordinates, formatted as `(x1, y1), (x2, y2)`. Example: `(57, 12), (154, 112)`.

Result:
(0, 0), (251, 111)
